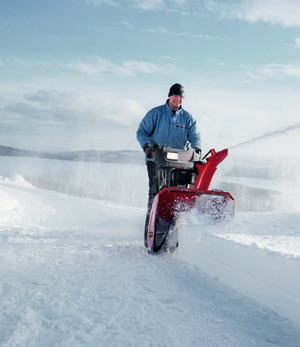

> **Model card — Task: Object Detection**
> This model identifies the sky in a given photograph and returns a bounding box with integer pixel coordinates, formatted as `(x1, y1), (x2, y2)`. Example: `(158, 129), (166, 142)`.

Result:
(0, 0), (299, 152)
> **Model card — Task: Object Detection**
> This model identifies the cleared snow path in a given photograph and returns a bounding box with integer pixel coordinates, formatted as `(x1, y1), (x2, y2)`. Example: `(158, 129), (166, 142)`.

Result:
(0, 182), (300, 346)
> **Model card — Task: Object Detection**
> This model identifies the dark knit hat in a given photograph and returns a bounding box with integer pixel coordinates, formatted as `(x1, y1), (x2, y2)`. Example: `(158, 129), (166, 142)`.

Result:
(168, 83), (184, 97)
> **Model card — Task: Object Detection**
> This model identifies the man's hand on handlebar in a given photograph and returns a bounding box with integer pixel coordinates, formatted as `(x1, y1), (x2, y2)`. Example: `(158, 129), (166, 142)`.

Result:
(194, 147), (202, 157)
(143, 144), (154, 159)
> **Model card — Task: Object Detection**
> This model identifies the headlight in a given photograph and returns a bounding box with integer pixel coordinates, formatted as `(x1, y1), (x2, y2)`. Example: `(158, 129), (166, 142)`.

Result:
(166, 152), (179, 161)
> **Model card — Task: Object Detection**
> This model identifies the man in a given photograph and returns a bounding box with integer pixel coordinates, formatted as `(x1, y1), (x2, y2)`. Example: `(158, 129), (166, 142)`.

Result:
(136, 83), (201, 214)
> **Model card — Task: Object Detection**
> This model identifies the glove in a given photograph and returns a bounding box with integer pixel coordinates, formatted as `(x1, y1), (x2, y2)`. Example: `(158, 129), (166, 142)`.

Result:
(143, 144), (154, 159)
(194, 147), (202, 157)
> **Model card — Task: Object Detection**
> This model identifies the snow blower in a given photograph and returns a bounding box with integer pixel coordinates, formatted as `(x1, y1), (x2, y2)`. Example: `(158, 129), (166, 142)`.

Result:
(145, 146), (235, 254)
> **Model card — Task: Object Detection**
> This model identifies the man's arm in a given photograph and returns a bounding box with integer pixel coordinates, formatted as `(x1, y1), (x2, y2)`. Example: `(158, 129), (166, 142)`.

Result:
(136, 109), (156, 149)
(187, 115), (201, 150)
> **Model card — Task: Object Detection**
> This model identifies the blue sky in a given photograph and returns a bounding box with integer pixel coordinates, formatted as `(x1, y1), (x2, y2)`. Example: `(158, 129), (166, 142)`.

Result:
(0, 0), (299, 152)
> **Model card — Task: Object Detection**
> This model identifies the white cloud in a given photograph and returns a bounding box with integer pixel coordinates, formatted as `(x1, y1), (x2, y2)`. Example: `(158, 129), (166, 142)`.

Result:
(207, 0), (300, 27)
(6, 54), (161, 80)
(293, 38), (300, 48)
(2, 89), (145, 127)
(117, 60), (159, 75)
(67, 58), (113, 75)
(81, 0), (187, 12)
(145, 26), (225, 40)
(82, 0), (119, 7)
(146, 26), (168, 34)
(12, 56), (30, 66)
(121, 21), (135, 30)
(66, 57), (160, 76)
(0, 88), (146, 150)
(247, 63), (300, 79)
(131, 0), (164, 11)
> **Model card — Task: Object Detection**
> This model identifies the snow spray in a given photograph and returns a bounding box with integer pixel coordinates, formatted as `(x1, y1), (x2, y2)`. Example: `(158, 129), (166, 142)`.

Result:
(225, 122), (300, 212)
(228, 122), (300, 150)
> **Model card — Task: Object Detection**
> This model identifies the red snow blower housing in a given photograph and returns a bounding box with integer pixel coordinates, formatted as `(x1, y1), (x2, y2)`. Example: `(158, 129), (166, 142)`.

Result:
(145, 146), (235, 254)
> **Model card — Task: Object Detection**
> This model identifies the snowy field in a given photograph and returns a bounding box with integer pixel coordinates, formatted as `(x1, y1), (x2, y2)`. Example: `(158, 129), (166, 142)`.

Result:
(0, 152), (300, 346)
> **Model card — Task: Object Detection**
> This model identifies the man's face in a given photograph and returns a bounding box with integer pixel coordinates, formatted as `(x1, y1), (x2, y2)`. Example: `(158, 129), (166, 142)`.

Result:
(169, 95), (183, 110)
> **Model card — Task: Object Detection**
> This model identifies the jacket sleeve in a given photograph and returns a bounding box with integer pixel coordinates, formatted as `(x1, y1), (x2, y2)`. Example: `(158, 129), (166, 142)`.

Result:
(186, 114), (201, 149)
(136, 109), (157, 149)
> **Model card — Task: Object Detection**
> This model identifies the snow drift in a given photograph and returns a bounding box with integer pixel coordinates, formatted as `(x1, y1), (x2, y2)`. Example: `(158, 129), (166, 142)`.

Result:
(0, 139), (299, 345)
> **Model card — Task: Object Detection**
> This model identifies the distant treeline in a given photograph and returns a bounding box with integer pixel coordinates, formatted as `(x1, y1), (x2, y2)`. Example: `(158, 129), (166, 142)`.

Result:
(0, 145), (143, 165)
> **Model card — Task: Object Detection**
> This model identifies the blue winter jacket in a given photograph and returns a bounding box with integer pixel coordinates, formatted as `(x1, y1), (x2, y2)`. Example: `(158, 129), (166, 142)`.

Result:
(136, 101), (201, 155)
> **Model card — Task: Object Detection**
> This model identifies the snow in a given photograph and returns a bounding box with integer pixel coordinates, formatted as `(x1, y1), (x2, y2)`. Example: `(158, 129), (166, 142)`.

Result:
(0, 155), (300, 346)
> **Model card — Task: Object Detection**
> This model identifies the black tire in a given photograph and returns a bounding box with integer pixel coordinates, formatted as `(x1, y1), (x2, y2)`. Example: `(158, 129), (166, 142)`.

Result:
(144, 212), (150, 248)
